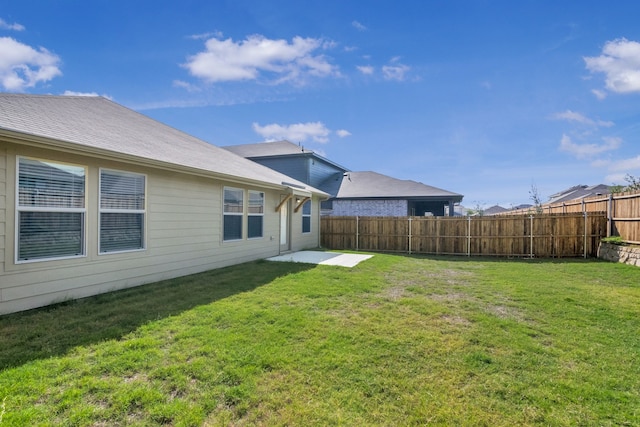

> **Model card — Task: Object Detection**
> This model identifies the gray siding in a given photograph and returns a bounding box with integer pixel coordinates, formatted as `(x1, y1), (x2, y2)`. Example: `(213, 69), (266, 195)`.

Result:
(252, 156), (344, 197)
(254, 157), (310, 184)
(308, 159), (344, 190)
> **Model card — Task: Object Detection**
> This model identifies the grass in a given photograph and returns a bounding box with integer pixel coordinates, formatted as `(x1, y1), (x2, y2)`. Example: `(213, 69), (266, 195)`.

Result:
(0, 254), (639, 426)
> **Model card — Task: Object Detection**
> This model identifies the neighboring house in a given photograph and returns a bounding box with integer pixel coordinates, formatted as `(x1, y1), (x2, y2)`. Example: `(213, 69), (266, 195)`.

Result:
(483, 205), (509, 215)
(331, 171), (463, 216)
(224, 140), (463, 217)
(0, 94), (327, 315)
(224, 140), (348, 202)
(513, 204), (533, 210)
(547, 184), (611, 204)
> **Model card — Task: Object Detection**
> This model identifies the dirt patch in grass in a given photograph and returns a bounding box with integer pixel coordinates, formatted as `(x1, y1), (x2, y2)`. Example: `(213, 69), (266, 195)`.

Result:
(441, 314), (472, 326)
(381, 261), (476, 301)
(486, 304), (524, 322)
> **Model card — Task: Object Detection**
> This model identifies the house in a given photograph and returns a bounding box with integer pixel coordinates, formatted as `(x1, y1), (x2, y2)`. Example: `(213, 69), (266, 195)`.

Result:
(0, 94), (327, 315)
(331, 171), (463, 216)
(224, 140), (463, 216)
(482, 205), (509, 216)
(223, 140), (348, 211)
(547, 184), (611, 204)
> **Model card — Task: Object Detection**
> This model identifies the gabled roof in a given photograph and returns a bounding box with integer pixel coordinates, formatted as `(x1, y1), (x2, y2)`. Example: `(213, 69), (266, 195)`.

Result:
(0, 94), (325, 195)
(224, 140), (349, 172)
(547, 184), (610, 204)
(336, 171), (463, 200)
(484, 205), (509, 215)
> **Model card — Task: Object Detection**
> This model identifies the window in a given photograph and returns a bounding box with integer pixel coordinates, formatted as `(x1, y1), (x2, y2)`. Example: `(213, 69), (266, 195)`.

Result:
(248, 191), (264, 239)
(302, 200), (312, 233)
(100, 169), (146, 253)
(223, 187), (243, 240)
(17, 157), (86, 261)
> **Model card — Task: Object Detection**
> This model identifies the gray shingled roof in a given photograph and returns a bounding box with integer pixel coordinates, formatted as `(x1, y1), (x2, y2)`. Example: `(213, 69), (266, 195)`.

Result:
(0, 94), (324, 194)
(337, 171), (463, 200)
(547, 184), (611, 204)
(224, 140), (349, 171)
(224, 140), (309, 157)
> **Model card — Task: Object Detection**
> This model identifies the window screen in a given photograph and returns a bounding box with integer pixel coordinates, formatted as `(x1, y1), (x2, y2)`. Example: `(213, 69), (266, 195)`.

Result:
(302, 200), (312, 233)
(17, 157), (86, 261)
(224, 187), (243, 240)
(100, 169), (146, 253)
(248, 191), (264, 239)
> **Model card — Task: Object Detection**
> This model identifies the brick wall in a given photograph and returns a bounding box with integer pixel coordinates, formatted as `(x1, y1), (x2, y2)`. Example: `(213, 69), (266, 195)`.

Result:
(330, 199), (407, 216)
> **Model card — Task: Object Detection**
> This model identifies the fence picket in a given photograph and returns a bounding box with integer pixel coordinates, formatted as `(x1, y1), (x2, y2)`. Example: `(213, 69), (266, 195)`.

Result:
(321, 213), (608, 258)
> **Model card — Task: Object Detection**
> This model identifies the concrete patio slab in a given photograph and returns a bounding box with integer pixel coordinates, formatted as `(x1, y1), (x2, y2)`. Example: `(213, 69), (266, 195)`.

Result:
(267, 251), (373, 268)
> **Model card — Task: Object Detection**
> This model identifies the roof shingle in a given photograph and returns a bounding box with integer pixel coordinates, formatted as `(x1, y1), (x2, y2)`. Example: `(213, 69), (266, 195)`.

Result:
(0, 94), (323, 194)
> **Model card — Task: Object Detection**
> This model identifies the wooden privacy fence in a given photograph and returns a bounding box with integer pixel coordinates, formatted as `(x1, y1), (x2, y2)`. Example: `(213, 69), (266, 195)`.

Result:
(321, 213), (608, 258)
(501, 189), (640, 244)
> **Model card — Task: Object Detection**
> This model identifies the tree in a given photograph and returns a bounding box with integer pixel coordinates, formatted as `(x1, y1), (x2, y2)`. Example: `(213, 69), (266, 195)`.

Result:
(529, 183), (543, 214)
(611, 174), (640, 193)
(466, 202), (485, 216)
(624, 174), (640, 191)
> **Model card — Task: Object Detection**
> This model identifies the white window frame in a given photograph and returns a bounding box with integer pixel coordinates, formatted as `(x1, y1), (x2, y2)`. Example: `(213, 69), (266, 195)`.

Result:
(15, 156), (87, 263)
(99, 168), (147, 254)
(223, 186), (244, 241)
(302, 199), (312, 234)
(247, 190), (265, 239)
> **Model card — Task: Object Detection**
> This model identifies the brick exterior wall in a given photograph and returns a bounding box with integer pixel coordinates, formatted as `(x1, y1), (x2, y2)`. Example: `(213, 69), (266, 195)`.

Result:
(330, 199), (408, 216)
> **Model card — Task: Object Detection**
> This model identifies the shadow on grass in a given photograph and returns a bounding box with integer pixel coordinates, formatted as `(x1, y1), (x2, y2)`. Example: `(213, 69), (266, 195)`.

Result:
(361, 251), (610, 265)
(0, 260), (314, 370)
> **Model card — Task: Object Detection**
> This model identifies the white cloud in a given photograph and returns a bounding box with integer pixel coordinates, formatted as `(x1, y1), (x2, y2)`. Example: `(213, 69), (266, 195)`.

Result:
(607, 155), (640, 172)
(382, 63), (410, 81)
(352, 21), (367, 31)
(552, 110), (614, 127)
(183, 34), (338, 85)
(0, 37), (61, 91)
(591, 89), (607, 100)
(62, 90), (112, 99)
(252, 121), (331, 143)
(336, 129), (351, 137)
(602, 156), (640, 184)
(559, 134), (621, 158)
(172, 79), (201, 92)
(356, 65), (374, 75)
(187, 31), (223, 40)
(605, 172), (628, 184)
(584, 38), (640, 94)
(0, 18), (25, 31)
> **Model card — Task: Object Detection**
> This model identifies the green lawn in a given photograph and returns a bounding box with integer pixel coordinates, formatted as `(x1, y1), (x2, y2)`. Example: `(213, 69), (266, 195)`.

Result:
(0, 254), (639, 426)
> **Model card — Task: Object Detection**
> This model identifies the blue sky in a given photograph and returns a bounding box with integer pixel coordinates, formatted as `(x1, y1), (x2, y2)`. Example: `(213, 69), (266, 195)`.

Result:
(2, 0), (640, 208)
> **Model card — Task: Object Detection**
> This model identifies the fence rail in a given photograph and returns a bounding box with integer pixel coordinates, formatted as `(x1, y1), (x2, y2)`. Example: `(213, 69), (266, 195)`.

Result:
(499, 189), (640, 244)
(321, 213), (608, 258)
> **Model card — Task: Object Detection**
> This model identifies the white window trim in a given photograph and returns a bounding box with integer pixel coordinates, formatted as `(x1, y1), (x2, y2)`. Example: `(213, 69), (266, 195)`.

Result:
(247, 190), (265, 240)
(302, 200), (312, 234)
(223, 186), (244, 242)
(98, 168), (147, 254)
(15, 156), (87, 264)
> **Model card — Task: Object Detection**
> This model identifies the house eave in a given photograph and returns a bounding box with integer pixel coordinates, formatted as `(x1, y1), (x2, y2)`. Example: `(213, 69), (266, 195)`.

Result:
(248, 152), (350, 173)
(0, 128), (328, 196)
(333, 195), (463, 202)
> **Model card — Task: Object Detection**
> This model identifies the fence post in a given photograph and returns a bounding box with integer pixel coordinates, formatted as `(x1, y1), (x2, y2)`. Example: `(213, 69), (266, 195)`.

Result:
(583, 211), (587, 259)
(529, 215), (534, 259)
(408, 216), (412, 255)
(356, 216), (359, 252)
(467, 216), (471, 257)
(607, 193), (613, 237)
